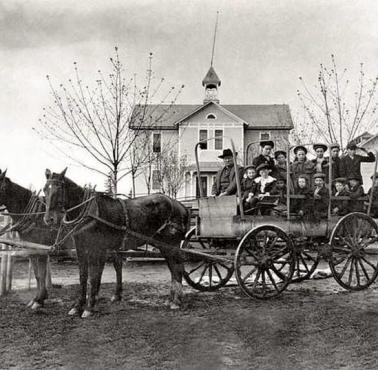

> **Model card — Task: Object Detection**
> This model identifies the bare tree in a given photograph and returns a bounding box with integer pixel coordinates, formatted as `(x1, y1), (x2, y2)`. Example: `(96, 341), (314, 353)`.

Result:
(35, 47), (183, 194)
(297, 55), (378, 149)
(155, 151), (190, 199)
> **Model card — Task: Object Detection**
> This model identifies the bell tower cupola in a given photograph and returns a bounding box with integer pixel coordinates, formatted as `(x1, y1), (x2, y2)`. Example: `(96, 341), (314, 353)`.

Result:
(202, 66), (221, 104)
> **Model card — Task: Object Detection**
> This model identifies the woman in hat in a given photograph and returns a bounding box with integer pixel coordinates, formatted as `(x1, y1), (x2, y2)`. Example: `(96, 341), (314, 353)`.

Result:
(252, 140), (275, 171)
(339, 141), (375, 185)
(245, 163), (276, 213)
(271, 150), (287, 179)
(290, 145), (315, 188)
(311, 143), (329, 178)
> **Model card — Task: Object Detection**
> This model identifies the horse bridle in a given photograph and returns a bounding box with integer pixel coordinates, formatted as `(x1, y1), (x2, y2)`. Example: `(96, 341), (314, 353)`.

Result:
(44, 178), (66, 212)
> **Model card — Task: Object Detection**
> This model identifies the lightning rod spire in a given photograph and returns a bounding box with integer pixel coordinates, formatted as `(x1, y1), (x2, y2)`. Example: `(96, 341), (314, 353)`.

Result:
(210, 11), (220, 67)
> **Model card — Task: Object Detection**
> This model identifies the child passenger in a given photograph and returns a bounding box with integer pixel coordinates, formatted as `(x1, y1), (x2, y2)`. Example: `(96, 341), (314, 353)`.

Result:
(348, 176), (365, 212)
(313, 173), (329, 219)
(331, 177), (349, 215)
(244, 163), (276, 213)
(291, 175), (313, 218)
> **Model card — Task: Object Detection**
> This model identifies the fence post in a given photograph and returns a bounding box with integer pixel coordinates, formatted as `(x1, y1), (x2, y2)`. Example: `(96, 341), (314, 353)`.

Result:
(6, 246), (12, 291)
(0, 245), (7, 296)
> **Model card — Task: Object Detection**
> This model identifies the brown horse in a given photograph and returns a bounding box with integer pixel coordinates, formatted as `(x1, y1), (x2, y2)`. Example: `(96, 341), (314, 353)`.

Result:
(0, 169), (123, 309)
(43, 169), (189, 318)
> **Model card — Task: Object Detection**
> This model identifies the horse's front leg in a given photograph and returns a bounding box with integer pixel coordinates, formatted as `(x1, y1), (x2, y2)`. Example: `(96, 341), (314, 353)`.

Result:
(110, 251), (123, 302)
(68, 245), (88, 316)
(27, 256), (48, 309)
(82, 249), (106, 318)
(162, 248), (184, 310)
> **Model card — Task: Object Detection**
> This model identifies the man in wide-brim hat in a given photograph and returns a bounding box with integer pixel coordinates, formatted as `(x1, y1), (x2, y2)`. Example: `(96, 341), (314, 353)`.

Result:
(212, 148), (244, 197)
(252, 140), (275, 171)
(339, 140), (375, 184)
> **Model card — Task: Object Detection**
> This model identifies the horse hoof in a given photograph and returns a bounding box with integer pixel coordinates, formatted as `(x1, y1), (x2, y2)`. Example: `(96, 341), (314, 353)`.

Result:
(110, 295), (121, 303)
(31, 301), (42, 310)
(26, 299), (35, 308)
(169, 302), (180, 310)
(68, 308), (79, 316)
(81, 310), (92, 318)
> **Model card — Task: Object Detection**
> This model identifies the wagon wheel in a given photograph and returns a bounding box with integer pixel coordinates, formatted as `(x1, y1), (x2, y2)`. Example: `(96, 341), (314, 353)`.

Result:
(291, 242), (320, 282)
(329, 212), (378, 291)
(234, 225), (295, 299)
(181, 227), (234, 291)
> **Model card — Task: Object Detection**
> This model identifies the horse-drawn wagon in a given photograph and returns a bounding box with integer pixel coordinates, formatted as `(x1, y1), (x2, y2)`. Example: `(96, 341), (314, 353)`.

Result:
(180, 139), (378, 299)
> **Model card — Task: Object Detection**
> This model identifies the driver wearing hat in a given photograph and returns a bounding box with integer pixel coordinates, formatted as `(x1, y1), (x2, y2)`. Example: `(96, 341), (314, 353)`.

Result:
(212, 148), (244, 197)
(252, 140), (275, 171)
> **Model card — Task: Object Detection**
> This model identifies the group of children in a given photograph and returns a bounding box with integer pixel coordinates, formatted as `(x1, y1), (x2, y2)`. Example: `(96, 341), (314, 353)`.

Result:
(241, 154), (378, 219)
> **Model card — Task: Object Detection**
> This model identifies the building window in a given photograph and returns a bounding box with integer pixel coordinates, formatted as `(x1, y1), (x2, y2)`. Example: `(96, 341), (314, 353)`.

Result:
(153, 133), (161, 153)
(199, 129), (208, 149)
(260, 132), (270, 141)
(206, 113), (216, 119)
(214, 129), (223, 150)
(152, 170), (160, 190)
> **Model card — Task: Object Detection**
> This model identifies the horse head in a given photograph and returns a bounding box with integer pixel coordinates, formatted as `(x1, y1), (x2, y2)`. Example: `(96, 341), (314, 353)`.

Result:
(43, 167), (67, 226)
(0, 169), (9, 205)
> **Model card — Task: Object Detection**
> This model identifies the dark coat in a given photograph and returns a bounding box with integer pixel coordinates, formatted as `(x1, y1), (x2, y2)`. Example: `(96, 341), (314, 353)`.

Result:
(324, 157), (341, 183)
(252, 154), (275, 171)
(270, 184), (287, 205)
(313, 186), (330, 218)
(211, 165), (244, 196)
(339, 152), (375, 184)
(241, 177), (255, 199)
(311, 157), (329, 177)
(331, 188), (349, 215)
(290, 160), (315, 187)
(271, 163), (287, 180)
(348, 184), (365, 212)
(290, 187), (313, 216)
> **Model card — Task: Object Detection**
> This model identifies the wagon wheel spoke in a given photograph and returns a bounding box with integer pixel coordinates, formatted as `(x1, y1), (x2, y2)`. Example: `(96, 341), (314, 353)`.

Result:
(250, 269), (262, 291)
(347, 257), (355, 285)
(188, 262), (206, 275)
(197, 264), (208, 284)
(245, 243), (260, 260)
(332, 253), (351, 266)
(302, 251), (318, 263)
(266, 268), (279, 292)
(357, 258), (372, 281)
(261, 270), (267, 297)
(208, 264), (213, 287)
(199, 240), (208, 250)
(360, 256), (377, 270)
(242, 266), (258, 283)
(213, 264), (223, 281)
(299, 253), (311, 274)
(354, 259), (361, 287)
(337, 255), (352, 280)
(270, 264), (287, 281)
(267, 236), (278, 249)
(270, 247), (290, 260)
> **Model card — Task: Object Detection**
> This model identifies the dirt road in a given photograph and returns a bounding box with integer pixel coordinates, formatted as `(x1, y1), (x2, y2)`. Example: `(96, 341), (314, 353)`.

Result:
(2, 261), (378, 369)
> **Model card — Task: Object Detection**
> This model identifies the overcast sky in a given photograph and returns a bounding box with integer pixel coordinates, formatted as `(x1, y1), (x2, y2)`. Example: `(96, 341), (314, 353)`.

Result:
(1, 0), (377, 192)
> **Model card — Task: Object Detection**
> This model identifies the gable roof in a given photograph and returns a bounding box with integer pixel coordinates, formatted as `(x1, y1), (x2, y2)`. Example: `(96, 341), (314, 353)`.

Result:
(130, 103), (293, 130)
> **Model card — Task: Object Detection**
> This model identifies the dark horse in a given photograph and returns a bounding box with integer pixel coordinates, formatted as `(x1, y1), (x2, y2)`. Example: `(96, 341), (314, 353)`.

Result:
(0, 169), (64, 309)
(0, 169), (124, 309)
(43, 169), (189, 318)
